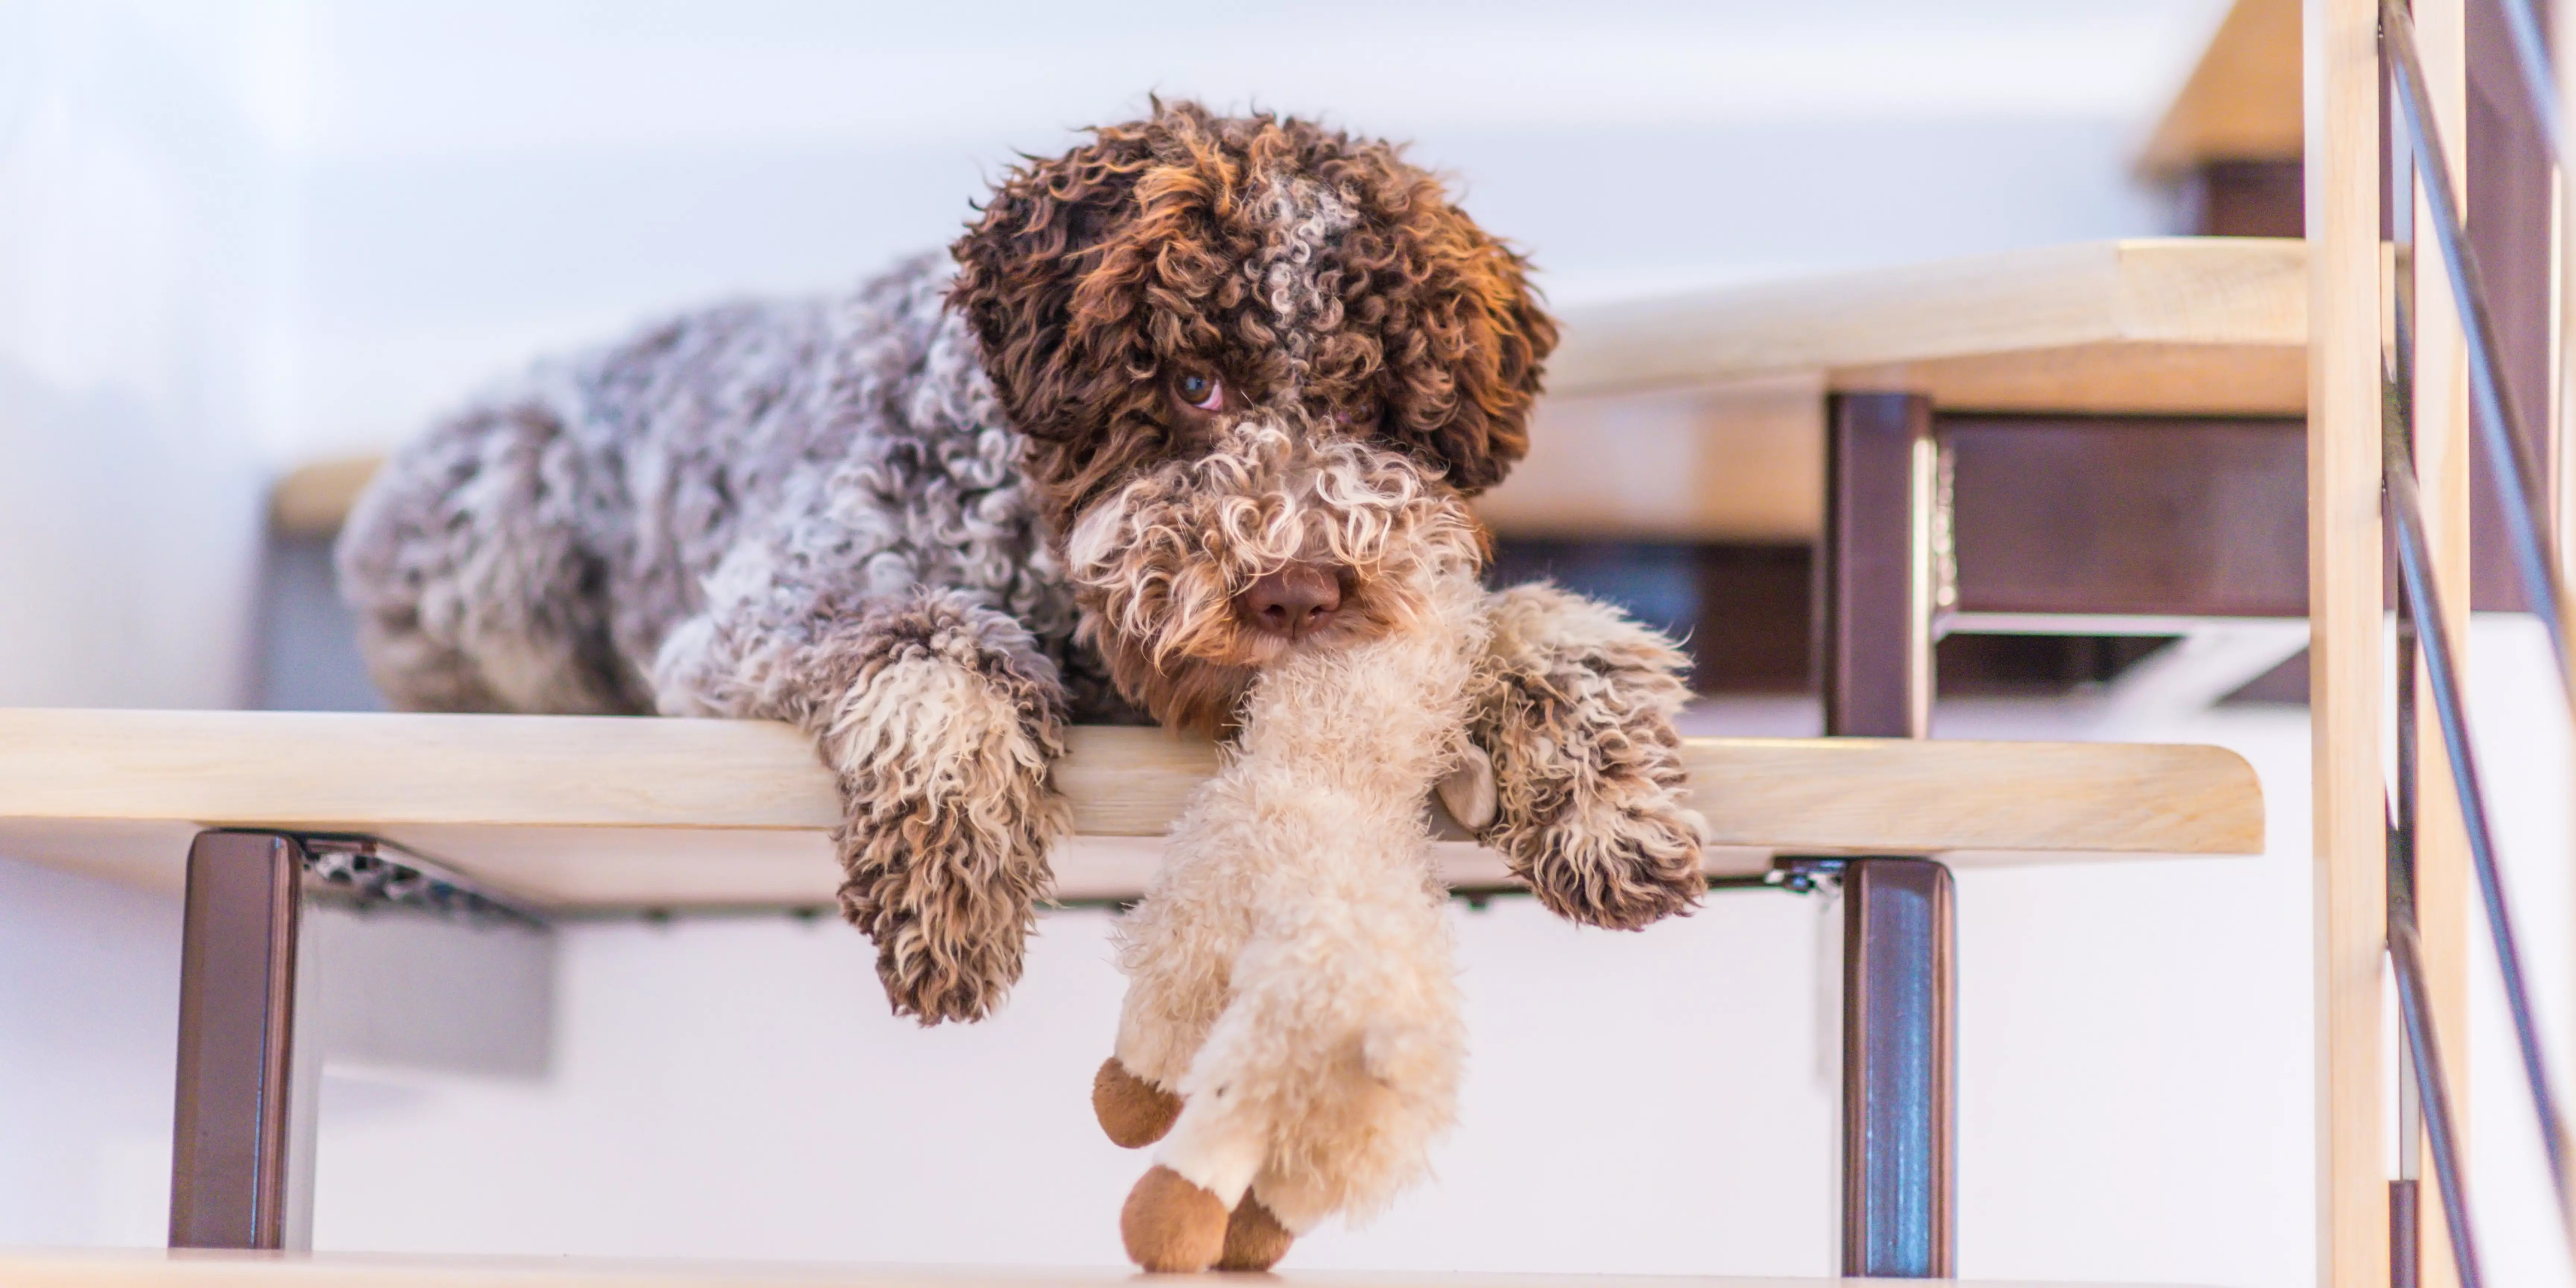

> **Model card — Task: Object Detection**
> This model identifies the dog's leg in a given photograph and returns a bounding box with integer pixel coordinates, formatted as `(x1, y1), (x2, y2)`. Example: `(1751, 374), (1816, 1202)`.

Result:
(1468, 582), (1707, 930)
(655, 581), (1068, 1025)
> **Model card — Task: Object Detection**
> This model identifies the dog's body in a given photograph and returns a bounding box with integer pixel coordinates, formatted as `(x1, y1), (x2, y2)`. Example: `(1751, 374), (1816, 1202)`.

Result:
(339, 102), (1706, 1269)
(341, 253), (1122, 724)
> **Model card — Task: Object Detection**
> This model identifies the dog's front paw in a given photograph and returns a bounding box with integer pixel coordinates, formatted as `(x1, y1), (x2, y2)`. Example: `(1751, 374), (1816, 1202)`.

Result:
(823, 591), (1071, 1024)
(1504, 783), (1706, 930)
(835, 773), (1061, 1023)
(1472, 583), (1706, 930)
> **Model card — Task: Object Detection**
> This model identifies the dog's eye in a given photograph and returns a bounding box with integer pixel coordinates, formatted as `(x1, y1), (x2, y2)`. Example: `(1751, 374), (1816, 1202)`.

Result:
(1175, 373), (1224, 412)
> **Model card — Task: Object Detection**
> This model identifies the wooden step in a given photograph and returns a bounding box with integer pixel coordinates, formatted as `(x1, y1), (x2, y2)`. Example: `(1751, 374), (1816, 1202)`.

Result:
(0, 1250), (2214, 1288)
(2135, 0), (2300, 177)
(0, 708), (2264, 911)
(1543, 237), (2304, 416)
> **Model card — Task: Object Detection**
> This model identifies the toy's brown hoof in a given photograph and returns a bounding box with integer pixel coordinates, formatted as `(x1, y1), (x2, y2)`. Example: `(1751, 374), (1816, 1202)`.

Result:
(1121, 1164), (1229, 1272)
(1218, 1194), (1295, 1271)
(1094, 1057), (1181, 1148)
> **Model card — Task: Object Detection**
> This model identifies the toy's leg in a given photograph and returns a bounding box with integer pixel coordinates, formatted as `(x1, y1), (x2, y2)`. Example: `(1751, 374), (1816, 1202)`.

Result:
(1092, 770), (1275, 1147)
(1121, 986), (1285, 1272)
(1126, 895), (1462, 1271)
(1219, 1194), (1296, 1272)
(1090, 900), (1237, 1148)
(1092, 1055), (1181, 1149)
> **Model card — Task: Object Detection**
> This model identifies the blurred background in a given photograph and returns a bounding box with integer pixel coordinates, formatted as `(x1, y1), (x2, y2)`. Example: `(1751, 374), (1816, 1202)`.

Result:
(4, 1), (2572, 1284)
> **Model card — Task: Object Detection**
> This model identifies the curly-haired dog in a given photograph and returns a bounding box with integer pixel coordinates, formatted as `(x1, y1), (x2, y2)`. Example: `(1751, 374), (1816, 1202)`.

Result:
(337, 105), (1706, 1240)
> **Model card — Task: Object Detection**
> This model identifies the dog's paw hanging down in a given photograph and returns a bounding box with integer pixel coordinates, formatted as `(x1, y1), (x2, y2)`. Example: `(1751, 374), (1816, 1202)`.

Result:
(659, 586), (1073, 1025)
(1469, 583), (1708, 930)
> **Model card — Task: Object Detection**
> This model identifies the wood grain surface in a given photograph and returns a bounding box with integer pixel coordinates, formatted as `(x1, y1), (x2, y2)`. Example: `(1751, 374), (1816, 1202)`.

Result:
(2305, 0), (2391, 1280)
(1546, 238), (2307, 414)
(2137, 0), (2302, 176)
(0, 708), (2263, 909)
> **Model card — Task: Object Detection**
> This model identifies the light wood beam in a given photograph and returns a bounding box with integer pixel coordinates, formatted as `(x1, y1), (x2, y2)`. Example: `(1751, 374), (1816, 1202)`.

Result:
(0, 708), (2264, 911)
(2307, 0), (2390, 1283)
(2406, 3), (2471, 1284)
(2141, 0), (2305, 176)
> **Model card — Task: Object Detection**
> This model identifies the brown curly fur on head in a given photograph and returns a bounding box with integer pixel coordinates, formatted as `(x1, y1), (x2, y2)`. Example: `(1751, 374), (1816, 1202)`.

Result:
(949, 100), (1554, 730)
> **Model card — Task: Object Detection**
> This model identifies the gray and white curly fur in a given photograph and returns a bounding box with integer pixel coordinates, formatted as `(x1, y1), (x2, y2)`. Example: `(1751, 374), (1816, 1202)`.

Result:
(337, 102), (1707, 1045)
(341, 257), (1104, 1023)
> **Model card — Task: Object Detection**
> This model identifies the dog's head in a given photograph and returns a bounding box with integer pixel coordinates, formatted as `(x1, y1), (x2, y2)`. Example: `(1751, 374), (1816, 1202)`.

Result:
(949, 101), (1556, 731)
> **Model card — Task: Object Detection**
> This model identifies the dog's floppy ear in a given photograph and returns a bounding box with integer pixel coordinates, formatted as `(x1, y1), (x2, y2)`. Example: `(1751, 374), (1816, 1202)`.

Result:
(949, 123), (1161, 441)
(1351, 190), (1558, 497)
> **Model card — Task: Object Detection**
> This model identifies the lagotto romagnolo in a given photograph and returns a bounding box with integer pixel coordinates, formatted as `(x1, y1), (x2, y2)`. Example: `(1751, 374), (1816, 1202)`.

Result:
(337, 101), (1707, 1269)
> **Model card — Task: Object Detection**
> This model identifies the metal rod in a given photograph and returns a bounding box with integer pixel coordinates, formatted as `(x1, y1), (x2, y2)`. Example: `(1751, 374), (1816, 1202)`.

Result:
(1840, 857), (1955, 1278)
(2387, 425), (2576, 1241)
(2389, 888), (2488, 1288)
(2384, 23), (2427, 1199)
(2384, 0), (2576, 696)
(169, 831), (312, 1250)
(2395, 1178), (2424, 1288)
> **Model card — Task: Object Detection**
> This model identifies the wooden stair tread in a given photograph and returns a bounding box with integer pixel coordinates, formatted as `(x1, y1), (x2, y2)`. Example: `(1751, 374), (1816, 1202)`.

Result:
(0, 1250), (2222, 1288)
(0, 708), (2263, 910)
(1545, 237), (2305, 415)
(2135, 0), (2301, 176)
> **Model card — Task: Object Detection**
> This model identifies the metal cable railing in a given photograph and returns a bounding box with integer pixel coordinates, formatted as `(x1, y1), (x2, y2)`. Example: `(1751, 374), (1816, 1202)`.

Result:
(2373, 0), (2576, 1279)
(2389, 844), (2485, 1288)
(2381, 0), (2576, 690)
(2386, 410), (2573, 1227)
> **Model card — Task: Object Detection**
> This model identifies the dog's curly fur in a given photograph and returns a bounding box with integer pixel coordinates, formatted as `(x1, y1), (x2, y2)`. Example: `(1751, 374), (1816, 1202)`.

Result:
(1469, 584), (1707, 928)
(337, 101), (1702, 1058)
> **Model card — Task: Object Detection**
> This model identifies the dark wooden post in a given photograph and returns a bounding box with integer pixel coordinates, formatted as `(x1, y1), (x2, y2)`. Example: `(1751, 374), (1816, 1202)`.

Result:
(1822, 391), (1956, 1277)
(170, 831), (314, 1250)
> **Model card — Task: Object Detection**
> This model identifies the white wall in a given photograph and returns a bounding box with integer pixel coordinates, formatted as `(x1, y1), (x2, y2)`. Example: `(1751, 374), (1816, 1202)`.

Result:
(38, 4), (2576, 1287)
(0, 0), (288, 1250)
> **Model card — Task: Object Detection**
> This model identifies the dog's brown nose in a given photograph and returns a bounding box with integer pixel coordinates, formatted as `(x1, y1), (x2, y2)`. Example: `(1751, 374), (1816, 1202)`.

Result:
(1237, 564), (1343, 640)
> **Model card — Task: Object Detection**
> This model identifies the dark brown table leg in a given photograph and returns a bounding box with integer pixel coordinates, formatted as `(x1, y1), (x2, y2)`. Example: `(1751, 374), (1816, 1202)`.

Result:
(170, 830), (314, 1250)
(1822, 392), (1956, 1277)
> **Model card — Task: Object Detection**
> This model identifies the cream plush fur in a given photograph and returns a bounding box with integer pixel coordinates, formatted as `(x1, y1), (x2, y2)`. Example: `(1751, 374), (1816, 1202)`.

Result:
(1111, 556), (1488, 1243)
